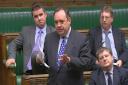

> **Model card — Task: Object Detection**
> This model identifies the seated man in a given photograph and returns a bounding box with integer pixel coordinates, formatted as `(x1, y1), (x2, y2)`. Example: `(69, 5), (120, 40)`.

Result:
(6, 2), (54, 75)
(89, 47), (128, 85)
(88, 5), (128, 69)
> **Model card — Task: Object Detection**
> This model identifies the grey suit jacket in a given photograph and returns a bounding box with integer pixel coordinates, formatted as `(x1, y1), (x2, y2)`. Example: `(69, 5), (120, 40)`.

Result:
(89, 66), (128, 85)
(8, 25), (54, 72)
(44, 29), (92, 85)
(88, 26), (128, 66)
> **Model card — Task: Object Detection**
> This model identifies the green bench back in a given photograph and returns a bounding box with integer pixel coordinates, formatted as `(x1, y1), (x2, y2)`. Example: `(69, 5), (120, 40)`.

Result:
(0, 5), (128, 33)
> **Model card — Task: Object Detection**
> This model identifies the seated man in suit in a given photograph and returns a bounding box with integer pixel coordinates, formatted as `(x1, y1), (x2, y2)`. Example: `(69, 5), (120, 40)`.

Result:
(88, 5), (128, 69)
(6, 2), (54, 74)
(40, 7), (93, 85)
(89, 47), (128, 85)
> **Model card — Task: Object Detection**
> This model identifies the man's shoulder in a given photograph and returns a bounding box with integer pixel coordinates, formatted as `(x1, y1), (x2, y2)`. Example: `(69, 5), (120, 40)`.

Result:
(46, 25), (55, 33)
(21, 25), (35, 32)
(89, 26), (101, 33)
(72, 29), (85, 36)
(45, 31), (56, 38)
(114, 66), (128, 74)
(112, 27), (123, 33)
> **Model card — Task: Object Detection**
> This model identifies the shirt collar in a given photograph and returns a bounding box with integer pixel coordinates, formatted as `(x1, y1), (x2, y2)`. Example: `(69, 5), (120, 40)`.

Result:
(60, 27), (71, 39)
(36, 24), (47, 34)
(103, 65), (113, 74)
(102, 26), (112, 33)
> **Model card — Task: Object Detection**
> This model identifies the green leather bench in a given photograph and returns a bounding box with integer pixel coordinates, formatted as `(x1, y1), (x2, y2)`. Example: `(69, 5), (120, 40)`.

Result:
(0, 5), (128, 33)
(0, 5), (128, 85)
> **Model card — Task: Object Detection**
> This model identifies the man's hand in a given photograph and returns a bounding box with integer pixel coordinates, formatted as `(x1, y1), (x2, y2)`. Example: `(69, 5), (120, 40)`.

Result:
(36, 53), (44, 64)
(114, 60), (123, 67)
(6, 58), (16, 67)
(59, 54), (70, 64)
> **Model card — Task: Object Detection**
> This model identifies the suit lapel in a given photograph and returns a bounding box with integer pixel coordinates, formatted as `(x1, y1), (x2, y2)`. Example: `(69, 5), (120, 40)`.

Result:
(112, 28), (118, 51)
(30, 27), (36, 50)
(46, 25), (51, 33)
(95, 28), (102, 50)
(113, 66), (120, 85)
(53, 32), (60, 71)
(99, 70), (106, 85)
(64, 30), (74, 55)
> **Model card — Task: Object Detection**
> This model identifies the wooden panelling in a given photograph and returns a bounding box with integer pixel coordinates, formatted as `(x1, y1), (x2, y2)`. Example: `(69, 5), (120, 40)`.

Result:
(0, 0), (96, 7)
(0, 33), (18, 85)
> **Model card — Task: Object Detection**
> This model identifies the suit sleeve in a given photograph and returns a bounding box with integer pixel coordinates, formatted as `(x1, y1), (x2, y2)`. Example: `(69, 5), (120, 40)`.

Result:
(67, 36), (93, 71)
(120, 68), (128, 85)
(118, 31), (128, 63)
(8, 31), (24, 59)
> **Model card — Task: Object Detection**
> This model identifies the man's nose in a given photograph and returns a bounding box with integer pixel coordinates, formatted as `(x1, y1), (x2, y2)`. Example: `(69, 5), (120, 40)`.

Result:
(38, 16), (41, 20)
(57, 22), (61, 27)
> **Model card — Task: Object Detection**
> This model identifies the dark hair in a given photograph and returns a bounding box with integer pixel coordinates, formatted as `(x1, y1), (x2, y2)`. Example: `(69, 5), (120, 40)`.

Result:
(96, 47), (112, 59)
(100, 5), (113, 17)
(53, 7), (71, 19)
(31, 2), (46, 14)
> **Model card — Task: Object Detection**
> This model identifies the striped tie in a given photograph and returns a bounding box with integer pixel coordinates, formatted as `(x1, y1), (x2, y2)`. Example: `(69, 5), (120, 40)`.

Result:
(104, 31), (111, 49)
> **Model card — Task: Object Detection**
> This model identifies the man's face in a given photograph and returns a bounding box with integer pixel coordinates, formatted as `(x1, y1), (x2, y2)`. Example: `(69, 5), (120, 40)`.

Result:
(54, 10), (71, 37)
(98, 50), (113, 69)
(32, 8), (47, 28)
(100, 11), (113, 30)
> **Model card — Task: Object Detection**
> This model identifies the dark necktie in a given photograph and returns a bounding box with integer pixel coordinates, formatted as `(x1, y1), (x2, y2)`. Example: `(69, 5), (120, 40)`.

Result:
(104, 31), (111, 49)
(57, 37), (66, 68)
(106, 72), (112, 85)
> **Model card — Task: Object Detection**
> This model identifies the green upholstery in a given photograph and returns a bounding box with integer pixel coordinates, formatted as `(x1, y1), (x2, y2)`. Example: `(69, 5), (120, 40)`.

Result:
(0, 5), (128, 33)
(0, 5), (128, 85)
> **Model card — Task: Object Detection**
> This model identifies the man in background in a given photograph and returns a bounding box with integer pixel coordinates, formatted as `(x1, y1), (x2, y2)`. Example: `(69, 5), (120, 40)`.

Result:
(6, 2), (54, 74)
(88, 5), (128, 69)
(89, 47), (128, 85)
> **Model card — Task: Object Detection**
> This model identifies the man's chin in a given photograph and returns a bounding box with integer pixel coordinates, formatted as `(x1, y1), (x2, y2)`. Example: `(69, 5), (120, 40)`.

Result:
(57, 31), (64, 36)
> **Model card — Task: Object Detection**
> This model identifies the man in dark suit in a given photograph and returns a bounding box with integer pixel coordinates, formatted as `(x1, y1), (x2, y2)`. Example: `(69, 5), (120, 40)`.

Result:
(42, 7), (92, 85)
(88, 5), (128, 69)
(6, 2), (54, 74)
(89, 47), (128, 85)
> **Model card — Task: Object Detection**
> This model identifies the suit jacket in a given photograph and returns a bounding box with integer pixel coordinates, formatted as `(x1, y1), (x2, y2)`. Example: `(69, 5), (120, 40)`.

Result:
(8, 25), (54, 72)
(89, 66), (128, 85)
(88, 26), (128, 66)
(44, 29), (92, 85)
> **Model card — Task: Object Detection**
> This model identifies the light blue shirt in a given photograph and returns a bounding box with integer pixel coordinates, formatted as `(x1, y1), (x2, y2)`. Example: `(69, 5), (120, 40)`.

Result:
(102, 27), (118, 60)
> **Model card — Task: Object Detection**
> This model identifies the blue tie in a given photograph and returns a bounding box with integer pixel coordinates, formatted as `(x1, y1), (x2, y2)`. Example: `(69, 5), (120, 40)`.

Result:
(104, 31), (111, 49)
(27, 30), (43, 70)
(33, 30), (43, 52)
(106, 72), (112, 85)
(57, 37), (66, 68)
